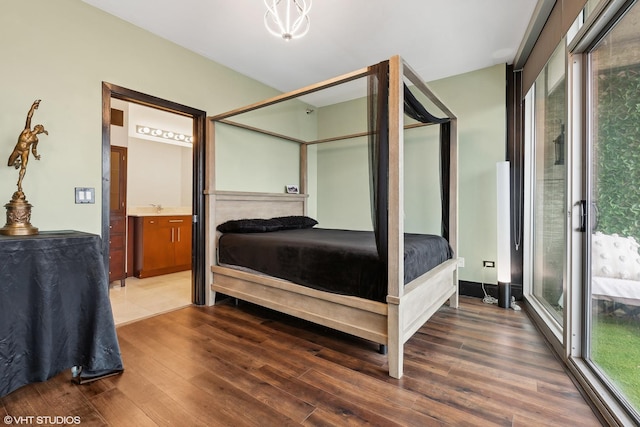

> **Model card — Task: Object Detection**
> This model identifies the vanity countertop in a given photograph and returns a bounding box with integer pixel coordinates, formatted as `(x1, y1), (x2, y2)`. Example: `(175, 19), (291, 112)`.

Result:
(127, 207), (191, 217)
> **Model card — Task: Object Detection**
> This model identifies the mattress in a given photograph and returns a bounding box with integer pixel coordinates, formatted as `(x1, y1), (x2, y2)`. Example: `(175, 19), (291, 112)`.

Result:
(217, 228), (453, 302)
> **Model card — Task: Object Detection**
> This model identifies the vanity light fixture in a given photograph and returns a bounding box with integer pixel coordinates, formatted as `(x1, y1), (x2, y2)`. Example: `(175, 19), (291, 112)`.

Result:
(264, 0), (312, 41)
(136, 125), (192, 144)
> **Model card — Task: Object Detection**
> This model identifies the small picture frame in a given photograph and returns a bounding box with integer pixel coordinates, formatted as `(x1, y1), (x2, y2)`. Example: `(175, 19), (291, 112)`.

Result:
(285, 185), (299, 194)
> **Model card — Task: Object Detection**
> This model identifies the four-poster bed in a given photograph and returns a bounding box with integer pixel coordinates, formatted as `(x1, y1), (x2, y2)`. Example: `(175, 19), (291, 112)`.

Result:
(204, 55), (459, 378)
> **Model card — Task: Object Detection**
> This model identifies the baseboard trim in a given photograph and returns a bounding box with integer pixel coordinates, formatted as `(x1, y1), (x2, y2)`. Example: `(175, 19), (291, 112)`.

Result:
(460, 280), (523, 300)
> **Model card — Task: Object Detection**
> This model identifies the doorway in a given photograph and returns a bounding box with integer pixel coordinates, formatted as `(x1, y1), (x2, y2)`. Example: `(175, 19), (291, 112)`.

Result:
(101, 83), (206, 323)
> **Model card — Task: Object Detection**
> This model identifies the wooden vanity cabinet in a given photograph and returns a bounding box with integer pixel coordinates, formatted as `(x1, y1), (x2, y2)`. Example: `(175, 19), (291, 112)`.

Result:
(109, 146), (127, 286)
(108, 214), (126, 285)
(133, 215), (192, 278)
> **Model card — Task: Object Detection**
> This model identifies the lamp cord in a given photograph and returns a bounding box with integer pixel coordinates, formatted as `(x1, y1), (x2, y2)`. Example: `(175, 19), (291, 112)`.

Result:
(481, 266), (498, 305)
(481, 266), (522, 310)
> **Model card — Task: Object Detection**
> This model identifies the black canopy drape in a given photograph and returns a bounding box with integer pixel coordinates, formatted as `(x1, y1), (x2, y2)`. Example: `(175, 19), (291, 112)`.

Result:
(403, 85), (452, 241)
(368, 61), (451, 266)
(368, 62), (390, 266)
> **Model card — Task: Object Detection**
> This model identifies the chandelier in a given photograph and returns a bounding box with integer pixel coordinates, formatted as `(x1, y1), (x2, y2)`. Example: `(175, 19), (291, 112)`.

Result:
(264, 0), (312, 41)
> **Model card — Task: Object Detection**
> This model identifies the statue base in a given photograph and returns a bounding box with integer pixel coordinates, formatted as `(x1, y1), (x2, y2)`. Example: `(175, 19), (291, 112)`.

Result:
(0, 192), (38, 236)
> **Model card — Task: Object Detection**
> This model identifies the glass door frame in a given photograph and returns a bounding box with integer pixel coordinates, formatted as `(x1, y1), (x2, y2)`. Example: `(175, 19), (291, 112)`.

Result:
(564, 0), (640, 424)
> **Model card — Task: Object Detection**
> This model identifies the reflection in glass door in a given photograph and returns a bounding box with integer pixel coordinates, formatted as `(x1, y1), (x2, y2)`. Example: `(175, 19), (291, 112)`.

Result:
(531, 43), (566, 325)
(588, 1), (640, 416)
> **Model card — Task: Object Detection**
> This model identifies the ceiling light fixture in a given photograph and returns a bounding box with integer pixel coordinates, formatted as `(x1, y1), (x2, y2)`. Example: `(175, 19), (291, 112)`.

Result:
(264, 0), (312, 41)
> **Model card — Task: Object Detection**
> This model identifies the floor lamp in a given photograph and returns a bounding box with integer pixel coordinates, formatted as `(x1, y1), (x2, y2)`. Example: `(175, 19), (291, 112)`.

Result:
(497, 161), (511, 308)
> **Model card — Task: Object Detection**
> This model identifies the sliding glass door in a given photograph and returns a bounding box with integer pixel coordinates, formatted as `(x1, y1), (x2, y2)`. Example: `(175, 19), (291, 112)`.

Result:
(586, 1), (640, 416)
(523, 1), (640, 422)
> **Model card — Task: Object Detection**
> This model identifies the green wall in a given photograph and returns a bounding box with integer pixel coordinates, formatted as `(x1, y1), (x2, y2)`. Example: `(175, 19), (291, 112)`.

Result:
(214, 101), (316, 195)
(1, 1), (506, 285)
(0, 0), (313, 233)
(315, 64), (507, 284)
(315, 96), (369, 230)
(438, 64), (506, 284)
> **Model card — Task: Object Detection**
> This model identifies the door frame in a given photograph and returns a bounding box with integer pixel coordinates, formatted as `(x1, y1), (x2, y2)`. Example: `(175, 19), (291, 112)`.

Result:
(101, 82), (207, 305)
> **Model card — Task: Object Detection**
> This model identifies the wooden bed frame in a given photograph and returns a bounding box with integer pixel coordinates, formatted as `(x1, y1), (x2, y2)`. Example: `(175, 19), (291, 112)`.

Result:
(205, 56), (459, 378)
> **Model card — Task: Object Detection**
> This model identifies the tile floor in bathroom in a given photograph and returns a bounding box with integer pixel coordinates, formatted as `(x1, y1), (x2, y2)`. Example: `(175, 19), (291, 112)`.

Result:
(108, 270), (191, 326)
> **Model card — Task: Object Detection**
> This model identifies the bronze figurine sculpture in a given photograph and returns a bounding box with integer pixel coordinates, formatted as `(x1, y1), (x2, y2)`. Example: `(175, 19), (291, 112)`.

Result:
(0, 99), (48, 236)
(9, 99), (47, 197)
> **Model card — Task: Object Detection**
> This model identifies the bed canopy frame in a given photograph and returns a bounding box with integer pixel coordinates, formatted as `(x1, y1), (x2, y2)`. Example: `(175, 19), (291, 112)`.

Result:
(205, 55), (459, 378)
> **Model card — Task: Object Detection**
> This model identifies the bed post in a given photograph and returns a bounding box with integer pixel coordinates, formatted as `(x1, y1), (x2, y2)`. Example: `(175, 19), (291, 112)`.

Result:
(387, 55), (404, 379)
(449, 118), (459, 309)
(205, 117), (217, 306)
(300, 143), (308, 215)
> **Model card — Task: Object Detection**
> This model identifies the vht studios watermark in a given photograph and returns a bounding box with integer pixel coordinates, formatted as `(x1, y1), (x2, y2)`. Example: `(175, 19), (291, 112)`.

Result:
(4, 415), (81, 425)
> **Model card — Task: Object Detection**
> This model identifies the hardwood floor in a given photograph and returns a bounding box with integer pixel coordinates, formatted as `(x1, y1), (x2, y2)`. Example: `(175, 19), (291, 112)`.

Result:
(1, 297), (603, 426)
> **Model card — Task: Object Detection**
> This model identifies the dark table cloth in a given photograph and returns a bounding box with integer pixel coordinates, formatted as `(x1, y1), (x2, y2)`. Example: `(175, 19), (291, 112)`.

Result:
(0, 231), (123, 397)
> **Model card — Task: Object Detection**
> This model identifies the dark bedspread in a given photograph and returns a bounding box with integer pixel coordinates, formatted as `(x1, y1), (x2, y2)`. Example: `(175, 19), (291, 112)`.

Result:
(218, 228), (453, 303)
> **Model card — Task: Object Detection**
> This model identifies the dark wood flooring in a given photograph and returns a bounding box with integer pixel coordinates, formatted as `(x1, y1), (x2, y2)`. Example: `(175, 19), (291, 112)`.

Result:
(1, 297), (603, 426)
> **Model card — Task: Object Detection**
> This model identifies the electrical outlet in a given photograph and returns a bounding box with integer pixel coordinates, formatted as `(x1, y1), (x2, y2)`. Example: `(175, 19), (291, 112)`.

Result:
(483, 260), (495, 268)
(458, 257), (465, 267)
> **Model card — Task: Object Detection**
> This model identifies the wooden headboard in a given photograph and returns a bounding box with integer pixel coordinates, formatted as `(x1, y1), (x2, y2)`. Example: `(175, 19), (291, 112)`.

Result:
(205, 191), (308, 304)
(211, 191), (308, 228)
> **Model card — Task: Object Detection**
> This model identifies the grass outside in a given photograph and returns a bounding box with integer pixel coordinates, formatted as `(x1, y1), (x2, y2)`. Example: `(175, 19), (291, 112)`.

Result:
(592, 312), (640, 412)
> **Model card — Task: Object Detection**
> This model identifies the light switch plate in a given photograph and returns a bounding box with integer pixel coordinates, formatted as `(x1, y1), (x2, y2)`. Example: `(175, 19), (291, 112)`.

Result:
(75, 187), (95, 204)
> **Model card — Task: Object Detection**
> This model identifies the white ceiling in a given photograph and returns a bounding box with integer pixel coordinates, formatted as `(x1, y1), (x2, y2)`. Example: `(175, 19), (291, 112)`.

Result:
(84, 0), (539, 106)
